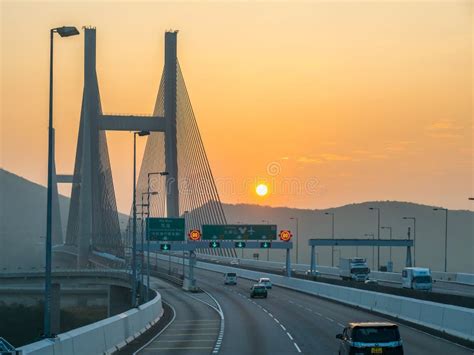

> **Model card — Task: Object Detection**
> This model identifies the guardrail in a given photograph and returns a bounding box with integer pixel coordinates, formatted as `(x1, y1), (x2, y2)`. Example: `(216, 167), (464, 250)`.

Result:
(17, 289), (164, 354)
(160, 254), (474, 343)
(196, 253), (474, 286)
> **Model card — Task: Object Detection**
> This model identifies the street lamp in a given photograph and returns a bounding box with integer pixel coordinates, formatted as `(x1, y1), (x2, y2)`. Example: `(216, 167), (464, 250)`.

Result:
(402, 217), (416, 266)
(364, 233), (375, 270)
(290, 217), (299, 264)
(261, 220), (270, 261)
(324, 212), (335, 267)
(140, 191), (158, 301)
(44, 25), (79, 338)
(381, 226), (392, 264)
(369, 207), (381, 270)
(132, 131), (150, 307)
(433, 208), (449, 272)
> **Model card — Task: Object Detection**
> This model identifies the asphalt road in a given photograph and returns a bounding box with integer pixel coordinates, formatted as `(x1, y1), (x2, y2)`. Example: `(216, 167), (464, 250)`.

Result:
(137, 276), (220, 355)
(146, 257), (472, 355)
(192, 267), (472, 355)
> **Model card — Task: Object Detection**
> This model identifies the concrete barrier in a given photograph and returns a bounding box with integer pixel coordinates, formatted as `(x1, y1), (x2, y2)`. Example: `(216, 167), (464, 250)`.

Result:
(18, 289), (163, 355)
(163, 254), (474, 342)
(198, 253), (474, 285)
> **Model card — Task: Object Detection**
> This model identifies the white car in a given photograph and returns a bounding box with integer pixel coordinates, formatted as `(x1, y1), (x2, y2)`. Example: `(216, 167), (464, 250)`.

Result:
(258, 277), (272, 289)
(230, 259), (240, 266)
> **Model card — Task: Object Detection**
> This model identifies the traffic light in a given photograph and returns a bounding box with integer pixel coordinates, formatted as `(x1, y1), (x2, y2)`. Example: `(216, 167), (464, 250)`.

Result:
(209, 241), (220, 248)
(260, 241), (271, 249)
(235, 241), (246, 248)
(160, 243), (171, 251)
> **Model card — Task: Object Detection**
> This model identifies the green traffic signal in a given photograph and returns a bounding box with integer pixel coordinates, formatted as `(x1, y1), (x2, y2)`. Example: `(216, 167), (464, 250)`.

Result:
(235, 241), (246, 248)
(209, 241), (221, 248)
(160, 243), (171, 251)
(260, 241), (271, 249)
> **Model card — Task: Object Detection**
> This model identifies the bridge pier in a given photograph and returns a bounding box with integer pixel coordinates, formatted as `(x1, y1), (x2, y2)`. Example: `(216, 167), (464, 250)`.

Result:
(107, 285), (131, 316)
(51, 283), (61, 335)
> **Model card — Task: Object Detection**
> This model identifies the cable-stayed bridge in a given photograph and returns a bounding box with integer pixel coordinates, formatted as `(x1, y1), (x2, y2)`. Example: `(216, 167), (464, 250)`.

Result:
(52, 27), (235, 268)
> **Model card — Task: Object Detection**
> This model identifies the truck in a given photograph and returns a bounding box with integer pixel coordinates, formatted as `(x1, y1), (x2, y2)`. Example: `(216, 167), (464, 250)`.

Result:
(402, 267), (432, 291)
(339, 257), (370, 282)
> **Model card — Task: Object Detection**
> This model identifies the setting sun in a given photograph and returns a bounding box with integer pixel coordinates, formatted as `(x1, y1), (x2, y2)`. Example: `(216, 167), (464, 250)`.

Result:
(256, 183), (268, 197)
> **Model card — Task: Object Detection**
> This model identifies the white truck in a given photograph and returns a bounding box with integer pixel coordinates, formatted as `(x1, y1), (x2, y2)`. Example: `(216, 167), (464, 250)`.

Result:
(339, 257), (370, 282)
(402, 267), (432, 291)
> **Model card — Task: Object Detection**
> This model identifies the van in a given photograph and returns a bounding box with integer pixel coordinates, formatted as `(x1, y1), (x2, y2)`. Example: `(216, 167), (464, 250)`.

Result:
(224, 272), (237, 285)
(402, 267), (432, 291)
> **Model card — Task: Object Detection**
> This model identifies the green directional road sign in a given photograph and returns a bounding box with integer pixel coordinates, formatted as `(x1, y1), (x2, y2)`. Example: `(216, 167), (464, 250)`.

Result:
(235, 241), (246, 248)
(146, 217), (185, 241)
(260, 241), (271, 248)
(209, 241), (220, 248)
(160, 243), (171, 251)
(202, 224), (277, 241)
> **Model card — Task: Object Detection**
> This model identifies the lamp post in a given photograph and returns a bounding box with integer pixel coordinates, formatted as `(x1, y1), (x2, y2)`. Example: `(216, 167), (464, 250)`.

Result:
(369, 207), (381, 270)
(290, 217), (299, 264)
(433, 208), (449, 272)
(140, 191), (158, 301)
(381, 226), (392, 263)
(325, 212), (335, 267)
(132, 131), (150, 307)
(44, 25), (79, 338)
(364, 233), (375, 270)
(262, 220), (270, 261)
(402, 217), (416, 266)
(183, 211), (189, 278)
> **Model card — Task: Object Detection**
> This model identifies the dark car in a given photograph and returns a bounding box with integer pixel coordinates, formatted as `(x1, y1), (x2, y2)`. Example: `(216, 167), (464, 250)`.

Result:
(250, 284), (268, 298)
(336, 322), (403, 354)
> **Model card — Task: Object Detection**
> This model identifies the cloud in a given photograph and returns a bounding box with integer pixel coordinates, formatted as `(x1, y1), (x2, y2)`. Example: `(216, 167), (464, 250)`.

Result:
(297, 156), (323, 164)
(319, 153), (352, 161)
(426, 119), (463, 139)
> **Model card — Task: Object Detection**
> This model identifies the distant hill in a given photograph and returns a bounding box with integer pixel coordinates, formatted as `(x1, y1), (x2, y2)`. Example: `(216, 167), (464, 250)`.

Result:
(0, 169), (129, 269)
(222, 202), (474, 273)
(1, 169), (472, 273)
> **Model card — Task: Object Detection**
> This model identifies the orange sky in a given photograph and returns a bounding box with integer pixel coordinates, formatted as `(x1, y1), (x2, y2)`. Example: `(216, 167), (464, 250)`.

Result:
(1, 1), (472, 213)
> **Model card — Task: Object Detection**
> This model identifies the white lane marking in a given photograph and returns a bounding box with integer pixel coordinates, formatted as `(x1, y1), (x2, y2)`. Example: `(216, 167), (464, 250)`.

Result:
(274, 318), (280, 324)
(134, 301), (177, 355)
(294, 343), (302, 353)
(201, 289), (225, 355)
(325, 317), (334, 322)
(305, 307), (312, 312)
(281, 324), (287, 331)
(337, 322), (345, 328)
(315, 311), (322, 316)
(287, 332), (294, 340)
(268, 313), (274, 318)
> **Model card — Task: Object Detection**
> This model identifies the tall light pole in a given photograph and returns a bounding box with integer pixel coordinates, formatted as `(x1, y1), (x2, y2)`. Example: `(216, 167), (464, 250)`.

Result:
(433, 208), (449, 272)
(364, 233), (375, 270)
(325, 212), (335, 267)
(290, 217), (299, 264)
(402, 217), (416, 266)
(369, 207), (381, 270)
(44, 25), (79, 338)
(132, 131), (150, 307)
(262, 220), (270, 261)
(381, 226), (392, 264)
(144, 171), (167, 299)
(140, 191), (158, 301)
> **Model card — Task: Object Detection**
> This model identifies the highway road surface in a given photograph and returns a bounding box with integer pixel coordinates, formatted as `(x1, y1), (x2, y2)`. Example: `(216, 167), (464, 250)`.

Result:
(147, 258), (472, 354)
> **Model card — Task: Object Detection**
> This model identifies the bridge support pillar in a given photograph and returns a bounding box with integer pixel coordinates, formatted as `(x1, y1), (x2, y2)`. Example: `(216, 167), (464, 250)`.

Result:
(310, 245), (316, 275)
(108, 285), (131, 316)
(285, 248), (291, 278)
(405, 246), (412, 267)
(164, 31), (179, 218)
(51, 283), (61, 335)
(183, 251), (198, 291)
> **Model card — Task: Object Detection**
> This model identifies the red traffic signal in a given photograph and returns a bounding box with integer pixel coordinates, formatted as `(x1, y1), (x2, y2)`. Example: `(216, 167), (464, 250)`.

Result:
(279, 230), (292, 242)
(188, 229), (202, 241)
